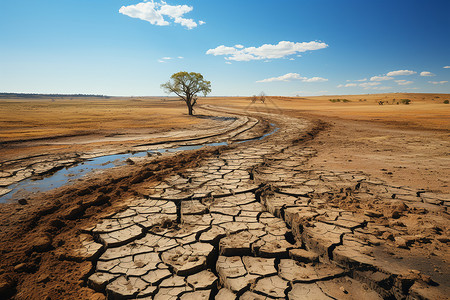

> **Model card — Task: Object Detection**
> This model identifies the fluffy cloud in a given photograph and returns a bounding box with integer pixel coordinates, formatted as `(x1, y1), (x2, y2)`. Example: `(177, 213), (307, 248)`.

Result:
(429, 81), (448, 84)
(420, 71), (434, 76)
(338, 81), (386, 89)
(371, 86), (392, 90)
(370, 75), (394, 81)
(359, 82), (381, 88)
(119, 1), (200, 29)
(207, 45), (237, 56)
(337, 83), (358, 88)
(395, 80), (413, 85)
(158, 56), (183, 63)
(256, 73), (328, 83)
(386, 70), (416, 76)
(444, 66), (450, 69)
(302, 77), (328, 83)
(206, 41), (328, 61)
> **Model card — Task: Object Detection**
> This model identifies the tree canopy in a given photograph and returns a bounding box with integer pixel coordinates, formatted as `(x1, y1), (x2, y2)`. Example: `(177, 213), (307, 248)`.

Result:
(161, 71), (211, 115)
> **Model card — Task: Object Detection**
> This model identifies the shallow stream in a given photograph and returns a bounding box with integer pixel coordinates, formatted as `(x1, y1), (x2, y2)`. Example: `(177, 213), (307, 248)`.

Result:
(0, 125), (278, 203)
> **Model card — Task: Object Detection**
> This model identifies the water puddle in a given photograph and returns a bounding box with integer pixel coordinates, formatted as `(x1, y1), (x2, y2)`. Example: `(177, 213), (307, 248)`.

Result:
(1, 125), (278, 203)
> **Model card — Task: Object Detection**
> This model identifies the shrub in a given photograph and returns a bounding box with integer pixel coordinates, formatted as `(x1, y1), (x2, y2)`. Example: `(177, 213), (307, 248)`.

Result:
(329, 98), (350, 103)
(400, 99), (411, 105)
(444, 100), (449, 104)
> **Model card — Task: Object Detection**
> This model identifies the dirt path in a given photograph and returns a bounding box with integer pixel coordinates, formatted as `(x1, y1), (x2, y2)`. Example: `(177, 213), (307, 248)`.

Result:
(0, 107), (448, 299)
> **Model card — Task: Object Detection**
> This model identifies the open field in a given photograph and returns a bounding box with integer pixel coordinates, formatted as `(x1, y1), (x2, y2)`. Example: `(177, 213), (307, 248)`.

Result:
(0, 97), (229, 165)
(0, 97), (202, 142)
(0, 93), (449, 300)
(202, 93), (450, 192)
(205, 93), (450, 130)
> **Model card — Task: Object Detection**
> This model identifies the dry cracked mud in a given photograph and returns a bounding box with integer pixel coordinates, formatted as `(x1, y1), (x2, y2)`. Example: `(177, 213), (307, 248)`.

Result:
(70, 107), (448, 300)
(1, 105), (448, 300)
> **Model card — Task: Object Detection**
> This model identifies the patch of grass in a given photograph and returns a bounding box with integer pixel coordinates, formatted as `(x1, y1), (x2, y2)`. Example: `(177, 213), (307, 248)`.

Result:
(400, 99), (411, 105)
(329, 99), (351, 103)
(0, 98), (202, 142)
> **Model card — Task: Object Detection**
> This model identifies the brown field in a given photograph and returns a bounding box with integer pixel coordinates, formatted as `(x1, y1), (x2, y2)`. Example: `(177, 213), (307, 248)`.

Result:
(204, 93), (450, 130)
(0, 97), (201, 143)
(203, 93), (449, 192)
(0, 92), (449, 299)
(2, 93), (447, 144)
(1, 92), (449, 190)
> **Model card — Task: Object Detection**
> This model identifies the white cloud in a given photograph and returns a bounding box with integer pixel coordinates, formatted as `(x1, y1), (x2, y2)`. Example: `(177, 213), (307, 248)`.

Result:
(428, 81), (448, 84)
(199, 20), (205, 25)
(443, 66), (450, 69)
(225, 62), (232, 65)
(256, 73), (327, 83)
(359, 82), (381, 88)
(302, 77), (328, 83)
(371, 86), (392, 90)
(206, 41), (328, 61)
(395, 80), (413, 85)
(370, 75), (394, 81)
(386, 70), (416, 76)
(337, 83), (358, 88)
(206, 45), (237, 56)
(119, 1), (200, 30)
(234, 44), (244, 49)
(257, 73), (303, 82)
(355, 78), (367, 82)
(420, 71), (434, 76)
(158, 56), (183, 62)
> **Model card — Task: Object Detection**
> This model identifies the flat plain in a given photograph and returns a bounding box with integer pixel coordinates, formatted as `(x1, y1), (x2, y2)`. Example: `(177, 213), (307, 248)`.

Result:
(0, 93), (448, 300)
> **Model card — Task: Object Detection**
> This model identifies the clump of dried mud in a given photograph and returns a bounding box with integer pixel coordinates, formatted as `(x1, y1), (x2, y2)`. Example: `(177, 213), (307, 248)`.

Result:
(0, 148), (221, 300)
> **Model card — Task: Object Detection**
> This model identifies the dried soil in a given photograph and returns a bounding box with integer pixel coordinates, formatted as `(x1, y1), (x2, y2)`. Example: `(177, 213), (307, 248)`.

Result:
(0, 97), (448, 299)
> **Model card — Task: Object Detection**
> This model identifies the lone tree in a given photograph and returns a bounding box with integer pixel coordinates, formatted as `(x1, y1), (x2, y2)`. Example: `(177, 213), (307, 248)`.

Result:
(161, 71), (211, 115)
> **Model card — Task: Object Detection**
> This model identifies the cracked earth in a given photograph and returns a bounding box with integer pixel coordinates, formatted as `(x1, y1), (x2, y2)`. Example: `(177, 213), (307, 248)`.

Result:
(1, 105), (448, 299)
(68, 107), (448, 299)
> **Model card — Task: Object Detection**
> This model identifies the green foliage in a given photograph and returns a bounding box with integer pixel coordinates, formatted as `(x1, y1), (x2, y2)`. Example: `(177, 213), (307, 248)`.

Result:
(329, 98), (350, 103)
(161, 71), (211, 115)
(444, 100), (449, 104)
(400, 99), (411, 105)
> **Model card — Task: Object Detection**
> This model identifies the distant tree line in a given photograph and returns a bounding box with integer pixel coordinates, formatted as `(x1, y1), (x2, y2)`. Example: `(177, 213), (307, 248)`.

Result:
(0, 93), (110, 99)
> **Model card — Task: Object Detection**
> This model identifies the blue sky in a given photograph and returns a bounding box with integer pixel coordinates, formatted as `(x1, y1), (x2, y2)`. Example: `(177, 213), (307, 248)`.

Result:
(1, 0), (449, 96)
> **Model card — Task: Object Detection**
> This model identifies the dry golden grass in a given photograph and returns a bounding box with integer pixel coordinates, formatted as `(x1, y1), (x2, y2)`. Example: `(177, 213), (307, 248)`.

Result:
(204, 93), (450, 130)
(2, 93), (448, 143)
(0, 97), (200, 142)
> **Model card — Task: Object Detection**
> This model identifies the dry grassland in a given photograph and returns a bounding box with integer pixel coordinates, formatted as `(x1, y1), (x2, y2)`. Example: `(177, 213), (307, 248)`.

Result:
(204, 93), (449, 192)
(204, 93), (450, 130)
(0, 97), (200, 143)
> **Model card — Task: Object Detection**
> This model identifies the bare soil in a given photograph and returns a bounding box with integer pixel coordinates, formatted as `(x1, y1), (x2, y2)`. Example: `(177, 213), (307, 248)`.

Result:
(0, 93), (448, 299)
(0, 148), (223, 299)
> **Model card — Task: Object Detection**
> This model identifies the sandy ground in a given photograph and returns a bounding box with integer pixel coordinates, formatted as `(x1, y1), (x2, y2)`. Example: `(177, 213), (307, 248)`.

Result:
(203, 93), (449, 193)
(0, 93), (448, 299)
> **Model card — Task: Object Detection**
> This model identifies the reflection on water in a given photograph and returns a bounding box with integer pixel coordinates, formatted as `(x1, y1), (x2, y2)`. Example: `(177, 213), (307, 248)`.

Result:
(0, 125), (277, 203)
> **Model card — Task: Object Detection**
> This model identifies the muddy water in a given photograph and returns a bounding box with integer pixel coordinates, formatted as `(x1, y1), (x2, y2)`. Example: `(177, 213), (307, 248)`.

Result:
(0, 125), (278, 203)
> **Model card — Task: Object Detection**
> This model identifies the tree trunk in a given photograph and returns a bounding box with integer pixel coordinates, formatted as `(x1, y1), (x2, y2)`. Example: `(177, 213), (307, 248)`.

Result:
(186, 99), (194, 115)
